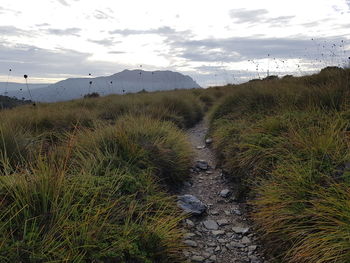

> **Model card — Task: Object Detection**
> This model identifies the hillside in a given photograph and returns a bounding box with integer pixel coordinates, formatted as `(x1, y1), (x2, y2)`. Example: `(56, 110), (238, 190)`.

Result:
(1, 68), (350, 263)
(6, 70), (201, 102)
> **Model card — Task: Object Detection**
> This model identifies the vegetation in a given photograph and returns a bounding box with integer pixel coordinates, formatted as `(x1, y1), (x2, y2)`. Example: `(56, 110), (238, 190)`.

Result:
(0, 95), (31, 109)
(0, 89), (205, 262)
(2, 65), (350, 262)
(209, 67), (350, 262)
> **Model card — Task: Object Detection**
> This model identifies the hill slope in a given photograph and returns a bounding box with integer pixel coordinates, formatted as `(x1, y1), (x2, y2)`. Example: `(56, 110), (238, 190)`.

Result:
(7, 70), (201, 102)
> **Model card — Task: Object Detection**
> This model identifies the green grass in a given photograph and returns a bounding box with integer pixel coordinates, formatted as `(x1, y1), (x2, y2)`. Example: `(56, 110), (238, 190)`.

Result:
(208, 68), (350, 262)
(0, 88), (205, 262)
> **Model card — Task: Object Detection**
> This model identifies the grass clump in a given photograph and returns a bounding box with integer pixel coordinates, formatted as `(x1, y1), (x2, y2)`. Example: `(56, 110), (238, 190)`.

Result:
(209, 68), (350, 262)
(0, 88), (204, 262)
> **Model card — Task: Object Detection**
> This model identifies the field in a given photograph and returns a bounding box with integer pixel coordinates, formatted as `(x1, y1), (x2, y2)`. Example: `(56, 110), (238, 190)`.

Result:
(209, 67), (350, 262)
(0, 90), (208, 262)
(1, 67), (350, 262)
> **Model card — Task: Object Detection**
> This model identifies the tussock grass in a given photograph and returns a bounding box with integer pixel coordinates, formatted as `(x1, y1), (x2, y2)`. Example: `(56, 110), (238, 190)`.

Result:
(209, 68), (350, 262)
(0, 88), (204, 262)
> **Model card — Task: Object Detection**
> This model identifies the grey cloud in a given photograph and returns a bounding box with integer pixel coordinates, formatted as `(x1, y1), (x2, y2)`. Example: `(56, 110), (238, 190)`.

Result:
(302, 21), (320, 28)
(35, 23), (50, 27)
(0, 44), (127, 78)
(57, 0), (69, 6)
(229, 9), (269, 23)
(108, 51), (126, 54)
(229, 8), (294, 27)
(94, 10), (113, 20)
(88, 38), (120, 46)
(0, 26), (34, 37)
(0, 6), (21, 15)
(169, 36), (347, 63)
(265, 16), (295, 26)
(44, 27), (81, 36)
(109, 26), (176, 36)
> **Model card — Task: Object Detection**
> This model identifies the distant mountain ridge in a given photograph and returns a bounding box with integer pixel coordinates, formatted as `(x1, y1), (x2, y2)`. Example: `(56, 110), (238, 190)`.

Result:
(5, 70), (201, 102)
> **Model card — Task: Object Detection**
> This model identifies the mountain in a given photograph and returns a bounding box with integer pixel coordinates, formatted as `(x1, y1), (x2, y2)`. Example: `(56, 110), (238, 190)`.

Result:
(6, 70), (201, 102)
(1, 83), (49, 97)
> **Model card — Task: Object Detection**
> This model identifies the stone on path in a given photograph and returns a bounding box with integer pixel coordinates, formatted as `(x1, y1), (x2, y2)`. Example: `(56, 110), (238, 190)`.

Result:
(184, 240), (198, 247)
(217, 219), (229, 226)
(242, 236), (251, 244)
(191, 255), (205, 262)
(205, 138), (213, 145)
(212, 230), (225, 236)
(185, 219), (195, 228)
(196, 160), (209, 170)
(178, 195), (207, 215)
(232, 226), (250, 235)
(203, 220), (219, 230)
(219, 189), (231, 198)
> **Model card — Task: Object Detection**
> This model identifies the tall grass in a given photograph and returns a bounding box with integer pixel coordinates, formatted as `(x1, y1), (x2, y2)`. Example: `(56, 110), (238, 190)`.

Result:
(0, 88), (204, 262)
(209, 68), (350, 262)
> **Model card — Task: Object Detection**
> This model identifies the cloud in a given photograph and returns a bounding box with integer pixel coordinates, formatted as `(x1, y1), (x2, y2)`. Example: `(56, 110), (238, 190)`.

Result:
(229, 8), (294, 27)
(56, 0), (69, 6)
(0, 6), (21, 15)
(168, 36), (346, 63)
(229, 8), (269, 23)
(109, 26), (177, 36)
(108, 51), (126, 54)
(94, 10), (113, 20)
(302, 21), (321, 28)
(35, 23), (50, 27)
(88, 38), (120, 46)
(0, 44), (128, 78)
(0, 26), (34, 37)
(44, 27), (81, 36)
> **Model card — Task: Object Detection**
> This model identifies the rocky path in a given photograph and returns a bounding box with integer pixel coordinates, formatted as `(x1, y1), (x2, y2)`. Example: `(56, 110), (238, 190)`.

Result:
(178, 120), (266, 263)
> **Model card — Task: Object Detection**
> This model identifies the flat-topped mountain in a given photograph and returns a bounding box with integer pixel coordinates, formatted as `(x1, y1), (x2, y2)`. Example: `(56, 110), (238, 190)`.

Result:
(6, 70), (201, 102)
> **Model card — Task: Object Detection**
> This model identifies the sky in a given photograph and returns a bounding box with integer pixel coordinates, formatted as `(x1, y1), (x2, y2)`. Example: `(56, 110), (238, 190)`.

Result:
(0, 0), (349, 87)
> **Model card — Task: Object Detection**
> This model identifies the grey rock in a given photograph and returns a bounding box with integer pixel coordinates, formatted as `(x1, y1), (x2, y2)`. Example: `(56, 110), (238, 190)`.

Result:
(184, 181), (192, 187)
(217, 219), (229, 226)
(184, 240), (198, 247)
(248, 245), (257, 252)
(178, 195), (207, 215)
(242, 236), (251, 244)
(184, 232), (196, 239)
(212, 230), (225, 236)
(205, 247), (215, 253)
(209, 255), (216, 261)
(191, 255), (205, 262)
(214, 246), (221, 252)
(196, 145), (205, 149)
(211, 210), (219, 215)
(232, 226), (250, 235)
(203, 220), (219, 230)
(227, 241), (245, 249)
(185, 219), (195, 228)
(196, 160), (209, 170)
(205, 138), (213, 144)
(233, 208), (242, 215)
(219, 189), (231, 198)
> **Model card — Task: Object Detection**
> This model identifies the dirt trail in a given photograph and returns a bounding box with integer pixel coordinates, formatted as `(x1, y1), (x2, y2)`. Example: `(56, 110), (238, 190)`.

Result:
(179, 120), (266, 263)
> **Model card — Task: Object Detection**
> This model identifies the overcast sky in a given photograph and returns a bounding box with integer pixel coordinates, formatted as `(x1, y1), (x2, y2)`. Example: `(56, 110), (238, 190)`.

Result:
(0, 0), (349, 86)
